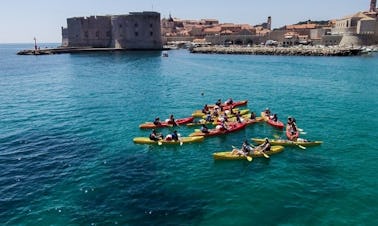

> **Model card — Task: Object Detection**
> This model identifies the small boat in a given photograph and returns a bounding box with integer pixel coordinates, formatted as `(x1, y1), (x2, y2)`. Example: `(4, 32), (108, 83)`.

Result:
(213, 145), (284, 160)
(133, 136), (204, 145)
(189, 122), (247, 137)
(260, 112), (284, 129)
(251, 138), (322, 147)
(207, 100), (248, 110)
(139, 116), (194, 129)
(162, 51), (168, 57)
(286, 125), (299, 141)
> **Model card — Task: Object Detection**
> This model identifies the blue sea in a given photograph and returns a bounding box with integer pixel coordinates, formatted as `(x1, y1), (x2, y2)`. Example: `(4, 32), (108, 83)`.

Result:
(1, 44), (377, 226)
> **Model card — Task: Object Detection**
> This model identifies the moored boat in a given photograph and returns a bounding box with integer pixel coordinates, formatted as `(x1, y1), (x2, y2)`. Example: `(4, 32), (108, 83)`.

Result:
(213, 145), (284, 160)
(139, 116), (194, 129)
(251, 138), (322, 147)
(133, 136), (204, 145)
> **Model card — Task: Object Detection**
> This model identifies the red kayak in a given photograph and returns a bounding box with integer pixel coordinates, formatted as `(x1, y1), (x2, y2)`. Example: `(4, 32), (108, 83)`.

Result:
(286, 125), (299, 141)
(189, 122), (247, 137)
(261, 111), (284, 129)
(208, 100), (248, 110)
(139, 116), (194, 129)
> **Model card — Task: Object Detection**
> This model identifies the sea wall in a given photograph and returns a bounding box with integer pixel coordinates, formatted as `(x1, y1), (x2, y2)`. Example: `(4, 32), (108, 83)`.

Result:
(190, 46), (363, 56)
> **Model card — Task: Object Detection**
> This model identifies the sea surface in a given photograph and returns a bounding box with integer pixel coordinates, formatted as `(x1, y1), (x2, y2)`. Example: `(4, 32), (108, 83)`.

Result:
(0, 44), (377, 226)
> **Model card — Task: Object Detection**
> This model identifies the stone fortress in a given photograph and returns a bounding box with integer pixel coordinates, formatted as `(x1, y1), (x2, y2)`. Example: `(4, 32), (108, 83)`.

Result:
(61, 11), (162, 50)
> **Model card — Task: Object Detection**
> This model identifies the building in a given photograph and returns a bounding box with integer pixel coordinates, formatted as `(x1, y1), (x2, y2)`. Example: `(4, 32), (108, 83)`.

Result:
(61, 11), (162, 50)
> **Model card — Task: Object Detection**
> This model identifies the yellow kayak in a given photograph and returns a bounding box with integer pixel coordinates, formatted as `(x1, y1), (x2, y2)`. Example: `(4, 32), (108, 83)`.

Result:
(251, 138), (323, 147)
(133, 136), (204, 145)
(213, 145), (284, 160)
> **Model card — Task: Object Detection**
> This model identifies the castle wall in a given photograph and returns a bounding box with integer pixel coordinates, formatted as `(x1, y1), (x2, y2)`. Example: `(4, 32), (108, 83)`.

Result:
(66, 16), (112, 48)
(63, 12), (162, 49)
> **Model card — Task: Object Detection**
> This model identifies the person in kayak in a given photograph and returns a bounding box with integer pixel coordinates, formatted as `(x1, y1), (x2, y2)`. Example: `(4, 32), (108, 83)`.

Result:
(231, 140), (253, 156)
(250, 112), (256, 120)
(287, 116), (297, 126)
(270, 113), (278, 122)
(167, 114), (178, 126)
(225, 98), (233, 105)
(216, 121), (229, 131)
(200, 124), (209, 133)
(264, 108), (271, 117)
(149, 129), (163, 141)
(201, 104), (209, 114)
(165, 130), (179, 141)
(205, 112), (213, 122)
(215, 99), (222, 107)
(153, 117), (161, 126)
(254, 138), (271, 153)
(236, 111), (243, 123)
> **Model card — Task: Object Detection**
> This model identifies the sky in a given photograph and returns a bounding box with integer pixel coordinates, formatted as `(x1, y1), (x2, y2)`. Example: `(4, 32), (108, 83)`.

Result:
(0, 0), (371, 43)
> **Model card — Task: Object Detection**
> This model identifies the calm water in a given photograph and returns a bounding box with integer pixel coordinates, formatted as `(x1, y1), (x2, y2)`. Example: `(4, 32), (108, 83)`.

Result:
(0, 44), (377, 226)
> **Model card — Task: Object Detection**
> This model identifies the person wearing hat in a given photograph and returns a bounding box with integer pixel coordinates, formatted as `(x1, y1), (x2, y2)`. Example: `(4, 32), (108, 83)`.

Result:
(153, 117), (161, 126)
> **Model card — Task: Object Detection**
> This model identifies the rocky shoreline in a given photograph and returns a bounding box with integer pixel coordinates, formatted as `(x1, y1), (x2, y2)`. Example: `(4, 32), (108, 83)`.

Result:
(190, 46), (364, 56)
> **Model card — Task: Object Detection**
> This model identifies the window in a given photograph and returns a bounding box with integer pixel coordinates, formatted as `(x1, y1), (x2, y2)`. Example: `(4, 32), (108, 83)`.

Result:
(135, 32), (138, 36)
(119, 24), (122, 28)
(96, 31), (99, 38)
(134, 23), (138, 27)
(150, 31), (153, 36)
(150, 23), (153, 28)
(106, 31), (111, 37)
(85, 31), (88, 38)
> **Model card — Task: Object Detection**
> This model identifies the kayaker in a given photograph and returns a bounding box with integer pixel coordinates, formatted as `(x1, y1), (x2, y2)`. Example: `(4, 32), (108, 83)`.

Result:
(153, 117), (161, 126)
(167, 114), (178, 126)
(149, 129), (163, 141)
(165, 130), (179, 141)
(255, 138), (271, 153)
(225, 98), (233, 105)
(205, 112), (213, 122)
(231, 140), (252, 156)
(270, 114), (278, 122)
(215, 99), (222, 107)
(201, 104), (209, 114)
(250, 112), (256, 120)
(216, 121), (229, 131)
(200, 124), (209, 133)
(264, 108), (271, 116)
(236, 111), (243, 123)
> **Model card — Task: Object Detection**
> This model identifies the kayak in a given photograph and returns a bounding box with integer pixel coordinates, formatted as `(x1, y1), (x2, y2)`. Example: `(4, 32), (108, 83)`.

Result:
(286, 125), (299, 141)
(251, 138), (323, 147)
(213, 145), (285, 160)
(207, 100), (248, 110)
(189, 122), (247, 137)
(260, 112), (284, 129)
(201, 109), (250, 120)
(139, 116), (194, 129)
(226, 114), (264, 124)
(133, 136), (204, 145)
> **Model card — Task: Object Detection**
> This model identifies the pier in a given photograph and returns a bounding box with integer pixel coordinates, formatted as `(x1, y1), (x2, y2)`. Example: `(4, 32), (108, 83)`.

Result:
(190, 46), (363, 56)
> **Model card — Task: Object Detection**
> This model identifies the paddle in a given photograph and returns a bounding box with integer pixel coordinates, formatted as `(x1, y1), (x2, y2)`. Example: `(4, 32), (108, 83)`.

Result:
(296, 144), (306, 150)
(232, 145), (252, 161)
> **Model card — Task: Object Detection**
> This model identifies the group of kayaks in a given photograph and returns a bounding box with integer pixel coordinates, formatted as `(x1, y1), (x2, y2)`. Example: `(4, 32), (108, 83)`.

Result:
(133, 99), (322, 161)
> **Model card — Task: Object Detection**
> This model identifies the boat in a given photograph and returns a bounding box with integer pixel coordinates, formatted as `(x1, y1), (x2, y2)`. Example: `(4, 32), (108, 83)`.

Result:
(139, 116), (194, 129)
(206, 100), (248, 110)
(192, 107), (249, 118)
(201, 109), (250, 119)
(251, 138), (323, 147)
(189, 122), (247, 137)
(286, 125), (299, 141)
(133, 136), (204, 145)
(213, 145), (285, 160)
(260, 112), (284, 129)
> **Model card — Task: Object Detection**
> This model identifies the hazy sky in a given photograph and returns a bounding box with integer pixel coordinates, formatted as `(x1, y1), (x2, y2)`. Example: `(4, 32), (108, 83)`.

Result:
(0, 0), (370, 43)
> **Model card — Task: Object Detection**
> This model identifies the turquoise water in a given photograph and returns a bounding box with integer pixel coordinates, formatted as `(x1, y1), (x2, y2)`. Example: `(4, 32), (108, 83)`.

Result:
(1, 44), (377, 225)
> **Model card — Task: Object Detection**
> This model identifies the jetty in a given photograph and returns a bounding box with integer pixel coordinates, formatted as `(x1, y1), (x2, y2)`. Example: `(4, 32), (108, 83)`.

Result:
(190, 46), (363, 56)
(17, 47), (169, 55)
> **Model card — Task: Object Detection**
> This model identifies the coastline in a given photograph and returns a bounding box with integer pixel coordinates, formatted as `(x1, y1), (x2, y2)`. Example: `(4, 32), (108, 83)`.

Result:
(190, 45), (364, 56)
(16, 47), (169, 55)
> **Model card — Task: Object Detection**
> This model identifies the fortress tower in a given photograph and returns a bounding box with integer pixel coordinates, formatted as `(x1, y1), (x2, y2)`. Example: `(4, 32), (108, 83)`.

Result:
(371, 0), (377, 12)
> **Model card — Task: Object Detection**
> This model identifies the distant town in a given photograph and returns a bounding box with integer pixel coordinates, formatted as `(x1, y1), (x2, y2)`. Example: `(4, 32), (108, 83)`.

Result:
(18, 0), (378, 55)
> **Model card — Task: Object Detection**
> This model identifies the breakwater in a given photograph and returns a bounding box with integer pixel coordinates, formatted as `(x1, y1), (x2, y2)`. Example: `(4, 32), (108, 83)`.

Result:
(190, 46), (363, 56)
(17, 47), (168, 55)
